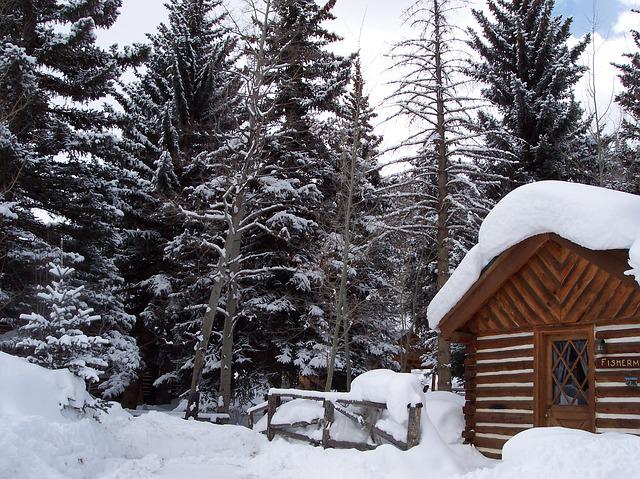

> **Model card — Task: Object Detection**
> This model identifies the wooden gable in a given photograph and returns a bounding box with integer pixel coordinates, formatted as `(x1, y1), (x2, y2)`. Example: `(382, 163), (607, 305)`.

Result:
(440, 233), (640, 340)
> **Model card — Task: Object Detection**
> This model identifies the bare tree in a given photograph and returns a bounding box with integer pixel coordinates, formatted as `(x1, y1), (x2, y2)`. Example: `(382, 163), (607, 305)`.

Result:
(584, 2), (617, 186)
(386, 0), (494, 391)
(185, 0), (287, 418)
(324, 61), (364, 392)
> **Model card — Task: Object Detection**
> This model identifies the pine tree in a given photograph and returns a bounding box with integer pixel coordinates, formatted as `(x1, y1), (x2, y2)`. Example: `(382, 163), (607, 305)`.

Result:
(322, 58), (397, 391)
(15, 261), (109, 382)
(0, 0), (142, 396)
(115, 0), (241, 405)
(614, 10), (640, 194)
(468, 0), (589, 194)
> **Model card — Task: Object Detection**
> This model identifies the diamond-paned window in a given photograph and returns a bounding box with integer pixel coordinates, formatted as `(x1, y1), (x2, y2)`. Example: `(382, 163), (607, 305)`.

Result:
(551, 340), (589, 406)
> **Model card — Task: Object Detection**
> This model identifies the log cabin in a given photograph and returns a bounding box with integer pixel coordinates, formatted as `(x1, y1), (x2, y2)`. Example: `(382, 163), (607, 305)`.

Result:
(428, 181), (640, 459)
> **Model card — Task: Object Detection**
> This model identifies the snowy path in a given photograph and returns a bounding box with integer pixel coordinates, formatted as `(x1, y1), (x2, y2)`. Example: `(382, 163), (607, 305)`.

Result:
(5, 407), (640, 479)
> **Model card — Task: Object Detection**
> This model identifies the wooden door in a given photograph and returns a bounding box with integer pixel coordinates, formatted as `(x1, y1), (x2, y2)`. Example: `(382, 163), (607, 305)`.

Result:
(539, 330), (594, 431)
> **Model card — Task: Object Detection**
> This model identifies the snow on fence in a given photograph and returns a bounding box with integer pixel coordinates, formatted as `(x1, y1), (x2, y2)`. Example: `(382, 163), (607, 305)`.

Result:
(265, 388), (423, 451)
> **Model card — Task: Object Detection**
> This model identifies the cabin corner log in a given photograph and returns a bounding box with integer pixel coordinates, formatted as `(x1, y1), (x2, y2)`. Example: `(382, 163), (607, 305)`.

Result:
(406, 403), (423, 449)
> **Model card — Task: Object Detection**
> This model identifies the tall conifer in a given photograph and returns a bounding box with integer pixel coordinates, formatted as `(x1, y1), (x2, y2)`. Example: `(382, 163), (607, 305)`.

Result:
(0, 0), (142, 396)
(468, 0), (589, 193)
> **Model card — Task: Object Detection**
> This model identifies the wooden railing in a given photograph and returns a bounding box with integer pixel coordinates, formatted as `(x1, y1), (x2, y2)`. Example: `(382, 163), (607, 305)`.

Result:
(247, 400), (268, 429)
(266, 389), (422, 451)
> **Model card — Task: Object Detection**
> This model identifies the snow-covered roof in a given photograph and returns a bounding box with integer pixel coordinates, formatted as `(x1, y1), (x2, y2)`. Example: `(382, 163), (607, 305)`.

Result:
(428, 181), (640, 330)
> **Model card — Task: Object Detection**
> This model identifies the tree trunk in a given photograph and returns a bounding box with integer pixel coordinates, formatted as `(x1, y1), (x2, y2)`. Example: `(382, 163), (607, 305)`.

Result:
(218, 193), (245, 413)
(186, 192), (246, 419)
(344, 326), (352, 391)
(325, 62), (363, 392)
(433, 0), (452, 392)
(185, 259), (225, 419)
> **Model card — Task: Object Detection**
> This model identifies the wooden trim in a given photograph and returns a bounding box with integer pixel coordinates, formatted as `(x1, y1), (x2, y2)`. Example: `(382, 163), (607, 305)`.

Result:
(439, 234), (640, 339)
(439, 234), (551, 339)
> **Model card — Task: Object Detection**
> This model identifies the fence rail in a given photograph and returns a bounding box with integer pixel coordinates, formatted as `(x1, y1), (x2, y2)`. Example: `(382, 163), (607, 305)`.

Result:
(266, 389), (422, 451)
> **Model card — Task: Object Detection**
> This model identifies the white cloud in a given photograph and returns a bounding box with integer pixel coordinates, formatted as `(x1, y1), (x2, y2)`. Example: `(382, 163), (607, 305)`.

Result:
(614, 9), (639, 34)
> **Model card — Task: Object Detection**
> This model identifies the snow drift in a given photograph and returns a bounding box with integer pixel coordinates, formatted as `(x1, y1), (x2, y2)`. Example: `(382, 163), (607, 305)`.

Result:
(428, 181), (640, 328)
(350, 369), (425, 424)
(458, 428), (640, 479)
(0, 351), (92, 420)
(0, 354), (491, 478)
(5, 354), (639, 478)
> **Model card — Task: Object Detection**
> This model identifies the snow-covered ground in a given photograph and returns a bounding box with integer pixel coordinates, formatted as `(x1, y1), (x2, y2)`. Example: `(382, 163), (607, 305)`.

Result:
(2, 352), (640, 479)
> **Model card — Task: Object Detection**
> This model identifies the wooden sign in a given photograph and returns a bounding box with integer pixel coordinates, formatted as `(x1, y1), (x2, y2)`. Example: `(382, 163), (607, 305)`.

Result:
(597, 356), (640, 369)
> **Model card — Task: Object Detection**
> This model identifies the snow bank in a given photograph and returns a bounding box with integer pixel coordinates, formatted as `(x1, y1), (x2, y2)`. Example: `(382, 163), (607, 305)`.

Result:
(0, 353), (490, 479)
(429, 181), (640, 328)
(272, 398), (324, 425)
(9, 352), (638, 478)
(0, 351), (92, 420)
(423, 391), (466, 445)
(454, 428), (640, 479)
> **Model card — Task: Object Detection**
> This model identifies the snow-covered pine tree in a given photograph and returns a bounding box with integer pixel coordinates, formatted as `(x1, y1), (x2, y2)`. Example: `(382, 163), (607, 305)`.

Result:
(386, 0), (493, 390)
(321, 58), (398, 391)
(467, 0), (589, 195)
(16, 260), (109, 382)
(115, 0), (241, 404)
(0, 0), (141, 397)
(614, 9), (640, 194)
(233, 0), (352, 389)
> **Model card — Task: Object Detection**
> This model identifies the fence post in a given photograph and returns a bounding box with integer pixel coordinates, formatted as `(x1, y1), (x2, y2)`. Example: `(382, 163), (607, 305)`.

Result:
(322, 400), (334, 448)
(406, 402), (423, 449)
(266, 394), (281, 441)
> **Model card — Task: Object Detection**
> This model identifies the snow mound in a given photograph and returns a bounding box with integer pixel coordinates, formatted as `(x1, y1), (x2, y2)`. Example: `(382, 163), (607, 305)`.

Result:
(272, 398), (324, 425)
(429, 181), (640, 328)
(0, 353), (490, 479)
(351, 369), (424, 425)
(455, 427), (640, 479)
(423, 391), (465, 445)
(0, 351), (92, 420)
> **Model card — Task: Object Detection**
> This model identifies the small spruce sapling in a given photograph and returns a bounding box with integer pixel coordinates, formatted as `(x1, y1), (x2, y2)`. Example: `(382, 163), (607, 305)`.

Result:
(16, 261), (109, 383)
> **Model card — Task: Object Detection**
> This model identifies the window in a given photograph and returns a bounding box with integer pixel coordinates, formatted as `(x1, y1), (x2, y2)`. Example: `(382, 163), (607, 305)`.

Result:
(551, 340), (589, 406)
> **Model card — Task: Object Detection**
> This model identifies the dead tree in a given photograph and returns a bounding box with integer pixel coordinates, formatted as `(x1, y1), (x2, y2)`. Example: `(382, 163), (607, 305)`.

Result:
(386, 0), (495, 391)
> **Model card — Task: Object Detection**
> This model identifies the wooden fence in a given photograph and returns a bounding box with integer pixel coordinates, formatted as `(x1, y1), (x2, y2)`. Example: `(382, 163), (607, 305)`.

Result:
(265, 389), (422, 451)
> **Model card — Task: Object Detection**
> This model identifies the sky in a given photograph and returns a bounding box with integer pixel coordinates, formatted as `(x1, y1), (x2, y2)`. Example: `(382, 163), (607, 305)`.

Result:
(96, 0), (640, 151)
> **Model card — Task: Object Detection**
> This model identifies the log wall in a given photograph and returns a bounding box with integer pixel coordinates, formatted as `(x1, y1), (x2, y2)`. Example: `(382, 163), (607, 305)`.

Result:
(595, 323), (640, 435)
(464, 331), (535, 459)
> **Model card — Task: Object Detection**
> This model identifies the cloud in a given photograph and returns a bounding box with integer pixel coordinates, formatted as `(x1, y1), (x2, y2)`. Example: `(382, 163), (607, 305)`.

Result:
(614, 9), (639, 34)
(573, 6), (638, 132)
